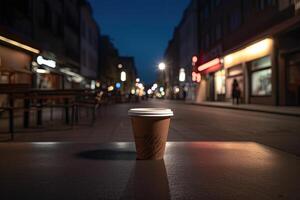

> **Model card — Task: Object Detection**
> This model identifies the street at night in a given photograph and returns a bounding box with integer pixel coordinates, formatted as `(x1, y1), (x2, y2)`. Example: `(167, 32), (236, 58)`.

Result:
(2, 99), (300, 157)
(1, 0), (300, 199)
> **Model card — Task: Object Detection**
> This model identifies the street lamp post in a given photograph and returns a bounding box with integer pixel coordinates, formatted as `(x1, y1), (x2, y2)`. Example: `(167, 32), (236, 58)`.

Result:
(158, 62), (167, 98)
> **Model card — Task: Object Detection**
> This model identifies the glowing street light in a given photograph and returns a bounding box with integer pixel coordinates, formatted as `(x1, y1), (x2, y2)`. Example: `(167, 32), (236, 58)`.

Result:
(158, 62), (166, 71)
(136, 78), (140, 83)
(179, 68), (186, 82)
(120, 71), (126, 82)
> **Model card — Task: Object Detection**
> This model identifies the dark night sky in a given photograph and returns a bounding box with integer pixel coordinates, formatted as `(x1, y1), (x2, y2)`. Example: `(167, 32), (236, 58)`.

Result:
(89, 0), (190, 84)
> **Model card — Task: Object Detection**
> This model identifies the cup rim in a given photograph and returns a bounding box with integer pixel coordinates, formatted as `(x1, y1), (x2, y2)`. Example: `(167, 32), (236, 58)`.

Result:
(128, 108), (174, 117)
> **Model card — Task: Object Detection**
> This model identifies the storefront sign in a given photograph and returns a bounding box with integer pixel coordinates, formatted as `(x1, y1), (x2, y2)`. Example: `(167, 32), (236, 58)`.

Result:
(198, 58), (222, 73)
(0, 35), (40, 54)
(37, 56), (56, 68)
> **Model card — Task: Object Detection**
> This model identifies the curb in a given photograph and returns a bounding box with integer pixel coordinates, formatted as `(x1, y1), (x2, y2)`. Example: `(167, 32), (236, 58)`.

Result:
(191, 103), (300, 117)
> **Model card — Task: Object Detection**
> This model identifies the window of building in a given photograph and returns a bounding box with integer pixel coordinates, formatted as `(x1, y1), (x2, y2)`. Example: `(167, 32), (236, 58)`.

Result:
(251, 56), (272, 96)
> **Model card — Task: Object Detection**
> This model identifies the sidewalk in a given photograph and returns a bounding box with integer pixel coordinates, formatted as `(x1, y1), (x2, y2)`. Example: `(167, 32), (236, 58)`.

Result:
(192, 101), (300, 117)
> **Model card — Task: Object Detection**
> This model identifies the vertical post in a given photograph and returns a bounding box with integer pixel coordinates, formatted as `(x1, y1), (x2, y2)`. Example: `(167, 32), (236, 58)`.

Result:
(65, 98), (69, 124)
(71, 103), (75, 127)
(23, 96), (30, 128)
(37, 98), (43, 126)
(9, 95), (14, 140)
(50, 101), (54, 121)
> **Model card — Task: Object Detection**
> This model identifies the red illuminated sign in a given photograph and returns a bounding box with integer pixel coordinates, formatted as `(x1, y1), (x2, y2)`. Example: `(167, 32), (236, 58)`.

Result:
(197, 58), (223, 74)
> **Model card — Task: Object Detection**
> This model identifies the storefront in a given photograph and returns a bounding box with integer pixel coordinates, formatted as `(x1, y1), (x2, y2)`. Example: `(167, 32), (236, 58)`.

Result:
(0, 35), (40, 107)
(225, 64), (244, 102)
(0, 39), (37, 85)
(224, 38), (275, 105)
(195, 58), (225, 102)
(32, 54), (63, 89)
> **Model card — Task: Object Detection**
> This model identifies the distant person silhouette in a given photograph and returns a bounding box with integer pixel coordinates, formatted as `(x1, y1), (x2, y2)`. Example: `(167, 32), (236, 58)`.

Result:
(232, 79), (240, 105)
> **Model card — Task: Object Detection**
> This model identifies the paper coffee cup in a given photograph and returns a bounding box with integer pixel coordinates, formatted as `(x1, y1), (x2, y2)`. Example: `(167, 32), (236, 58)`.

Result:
(128, 108), (173, 160)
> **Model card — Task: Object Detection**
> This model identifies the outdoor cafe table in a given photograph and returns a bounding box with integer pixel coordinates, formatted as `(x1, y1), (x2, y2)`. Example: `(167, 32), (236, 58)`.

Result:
(0, 142), (299, 200)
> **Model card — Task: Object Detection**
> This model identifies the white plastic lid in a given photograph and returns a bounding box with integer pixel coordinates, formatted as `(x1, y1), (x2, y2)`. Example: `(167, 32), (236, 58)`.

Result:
(128, 108), (174, 117)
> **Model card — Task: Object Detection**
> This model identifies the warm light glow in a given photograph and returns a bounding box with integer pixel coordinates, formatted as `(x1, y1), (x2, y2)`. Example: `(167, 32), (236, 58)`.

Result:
(158, 62), (166, 71)
(37, 56), (56, 68)
(108, 86), (114, 92)
(60, 68), (83, 83)
(198, 58), (221, 72)
(136, 78), (140, 83)
(224, 38), (273, 69)
(174, 86), (180, 94)
(131, 89), (136, 95)
(179, 68), (186, 82)
(36, 68), (50, 74)
(0, 35), (40, 54)
(118, 64), (123, 69)
(192, 72), (201, 83)
(120, 71), (126, 82)
(192, 56), (198, 63)
(147, 89), (153, 95)
(96, 82), (101, 88)
(137, 83), (144, 89)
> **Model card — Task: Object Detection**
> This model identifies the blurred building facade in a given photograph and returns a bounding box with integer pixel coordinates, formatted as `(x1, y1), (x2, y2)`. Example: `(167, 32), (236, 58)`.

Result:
(0, 0), (138, 97)
(118, 56), (138, 95)
(162, 0), (200, 100)
(163, 28), (180, 99)
(80, 0), (100, 89)
(99, 36), (120, 88)
(164, 0), (300, 106)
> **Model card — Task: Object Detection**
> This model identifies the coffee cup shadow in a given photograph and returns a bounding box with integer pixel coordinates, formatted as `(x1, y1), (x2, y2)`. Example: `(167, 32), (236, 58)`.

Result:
(76, 149), (136, 160)
(120, 160), (171, 200)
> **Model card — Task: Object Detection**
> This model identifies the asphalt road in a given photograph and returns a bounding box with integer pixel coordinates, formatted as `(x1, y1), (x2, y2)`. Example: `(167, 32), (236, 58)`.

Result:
(1, 99), (300, 156)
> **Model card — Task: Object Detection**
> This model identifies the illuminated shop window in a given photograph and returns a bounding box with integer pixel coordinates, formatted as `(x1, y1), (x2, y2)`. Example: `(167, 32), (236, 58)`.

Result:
(251, 56), (272, 96)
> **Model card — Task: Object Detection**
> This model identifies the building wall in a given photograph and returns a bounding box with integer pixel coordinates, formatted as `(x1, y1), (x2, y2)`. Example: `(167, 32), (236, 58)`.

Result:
(80, 1), (99, 80)
(0, 45), (32, 84)
(163, 0), (200, 100)
(99, 36), (120, 86)
(118, 56), (137, 94)
(32, 0), (65, 56)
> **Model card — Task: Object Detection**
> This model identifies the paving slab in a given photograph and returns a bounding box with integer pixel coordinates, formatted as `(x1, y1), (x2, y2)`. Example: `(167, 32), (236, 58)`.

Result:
(0, 142), (299, 200)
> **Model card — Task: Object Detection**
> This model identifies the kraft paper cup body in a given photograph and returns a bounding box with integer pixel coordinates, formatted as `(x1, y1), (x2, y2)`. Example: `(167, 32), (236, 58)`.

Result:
(128, 108), (173, 160)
